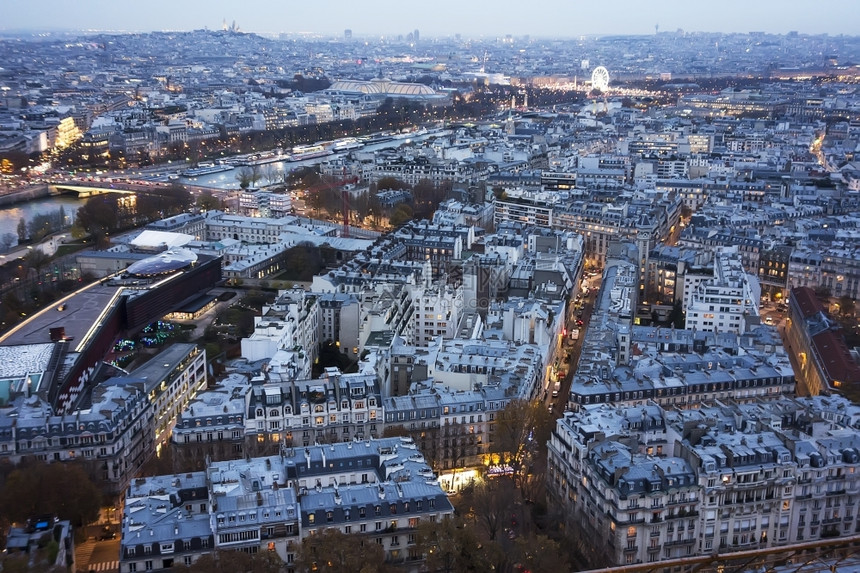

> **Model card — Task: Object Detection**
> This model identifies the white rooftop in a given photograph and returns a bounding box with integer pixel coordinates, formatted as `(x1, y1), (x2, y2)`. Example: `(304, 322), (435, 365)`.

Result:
(130, 230), (194, 250)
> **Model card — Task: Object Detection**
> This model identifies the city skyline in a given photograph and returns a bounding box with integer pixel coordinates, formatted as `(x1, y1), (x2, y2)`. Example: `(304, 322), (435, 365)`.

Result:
(2, 0), (859, 38)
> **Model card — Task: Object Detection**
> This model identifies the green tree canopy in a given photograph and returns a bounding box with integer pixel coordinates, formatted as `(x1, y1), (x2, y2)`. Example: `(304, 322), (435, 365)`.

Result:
(195, 190), (222, 211)
(76, 196), (119, 237)
(389, 203), (413, 227)
(0, 462), (101, 527)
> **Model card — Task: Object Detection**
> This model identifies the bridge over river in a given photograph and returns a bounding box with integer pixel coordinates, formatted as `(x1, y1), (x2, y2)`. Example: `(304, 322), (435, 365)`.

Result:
(48, 179), (217, 198)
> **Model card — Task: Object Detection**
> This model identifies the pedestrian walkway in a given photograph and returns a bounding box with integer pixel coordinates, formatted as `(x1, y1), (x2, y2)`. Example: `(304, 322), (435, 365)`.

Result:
(87, 560), (119, 572)
(74, 540), (96, 572)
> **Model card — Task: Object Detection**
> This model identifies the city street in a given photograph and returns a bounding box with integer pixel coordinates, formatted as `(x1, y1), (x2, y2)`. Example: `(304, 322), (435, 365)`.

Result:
(75, 537), (119, 573)
(544, 273), (600, 415)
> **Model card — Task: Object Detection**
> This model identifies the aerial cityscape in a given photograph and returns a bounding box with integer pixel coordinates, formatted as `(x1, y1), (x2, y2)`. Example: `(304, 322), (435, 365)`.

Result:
(0, 5), (859, 573)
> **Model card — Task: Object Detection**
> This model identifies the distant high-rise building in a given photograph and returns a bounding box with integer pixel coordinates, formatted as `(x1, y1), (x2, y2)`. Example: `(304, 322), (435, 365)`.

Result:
(414, 29), (419, 42)
(344, 28), (352, 40)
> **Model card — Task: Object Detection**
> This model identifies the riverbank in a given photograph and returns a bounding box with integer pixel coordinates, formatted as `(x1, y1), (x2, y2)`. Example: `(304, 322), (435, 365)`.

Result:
(0, 183), (52, 207)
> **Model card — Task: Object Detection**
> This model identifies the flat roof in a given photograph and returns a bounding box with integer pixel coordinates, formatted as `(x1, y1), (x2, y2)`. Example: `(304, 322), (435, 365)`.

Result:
(0, 283), (121, 348)
(130, 229), (194, 249)
(0, 343), (56, 378)
(129, 343), (198, 393)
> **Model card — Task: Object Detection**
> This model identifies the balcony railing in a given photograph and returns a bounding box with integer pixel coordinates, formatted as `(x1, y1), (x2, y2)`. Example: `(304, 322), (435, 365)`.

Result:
(664, 538), (697, 547)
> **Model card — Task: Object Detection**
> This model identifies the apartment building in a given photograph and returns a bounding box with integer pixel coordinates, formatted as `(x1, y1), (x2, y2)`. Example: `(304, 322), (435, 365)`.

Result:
(684, 246), (761, 334)
(547, 396), (860, 568)
(121, 439), (452, 572)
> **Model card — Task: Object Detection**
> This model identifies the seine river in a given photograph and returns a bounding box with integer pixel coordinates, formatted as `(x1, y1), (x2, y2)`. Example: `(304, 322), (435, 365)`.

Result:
(0, 129), (447, 248)
(0, 195), (83, 248)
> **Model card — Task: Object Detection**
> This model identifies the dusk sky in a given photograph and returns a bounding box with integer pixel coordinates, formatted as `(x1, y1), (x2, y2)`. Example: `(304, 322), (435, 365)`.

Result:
(2, 0), (858, 37)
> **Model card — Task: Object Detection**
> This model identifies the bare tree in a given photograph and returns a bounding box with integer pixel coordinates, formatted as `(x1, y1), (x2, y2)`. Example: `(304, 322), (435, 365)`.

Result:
(262, 164), (282, 186)
(235, 165), (262, 189)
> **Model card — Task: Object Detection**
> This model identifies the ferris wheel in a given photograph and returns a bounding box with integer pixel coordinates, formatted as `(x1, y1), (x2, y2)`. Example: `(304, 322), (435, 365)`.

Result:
(591, 66), (610, 92)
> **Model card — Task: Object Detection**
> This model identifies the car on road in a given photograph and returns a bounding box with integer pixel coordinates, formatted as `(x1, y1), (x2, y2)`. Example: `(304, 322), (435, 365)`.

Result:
(98, 526), (116, 540)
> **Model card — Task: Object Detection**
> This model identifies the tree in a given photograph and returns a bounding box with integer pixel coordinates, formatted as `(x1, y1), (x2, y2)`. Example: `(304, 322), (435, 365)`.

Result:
(24, 248), (50, 277)
(464, 478), (515, 542)
(389, 203), (413, 227)
(196, 190), (221, 211)
(1, 232), (16, 251)
(76, 196), (119, 239)
(172, 550), (282, 573)
(490, 399), (553, 497)
(412, 179), (450, 219)
(814, 285), (832, 299)
(236, 165), (262, 189)
(510, 534), (570, 573)
(16, 218), (28, 242)
(294, 528), (389, 573)
(416, 516), (487, 573)
(0, 551), (67, 573)
(376, 176), (408, 191)
(0, 462), (101, 527)
(680, 203), (693, 219)
(27, 211), (64, 242)
(838, 295), (855, 318)
(262, 164), (282, 186)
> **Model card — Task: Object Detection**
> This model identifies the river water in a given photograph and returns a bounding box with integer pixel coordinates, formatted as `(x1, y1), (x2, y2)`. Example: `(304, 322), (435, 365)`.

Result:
(0, 195), (82, 249)
(0, 129), (448, 248)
